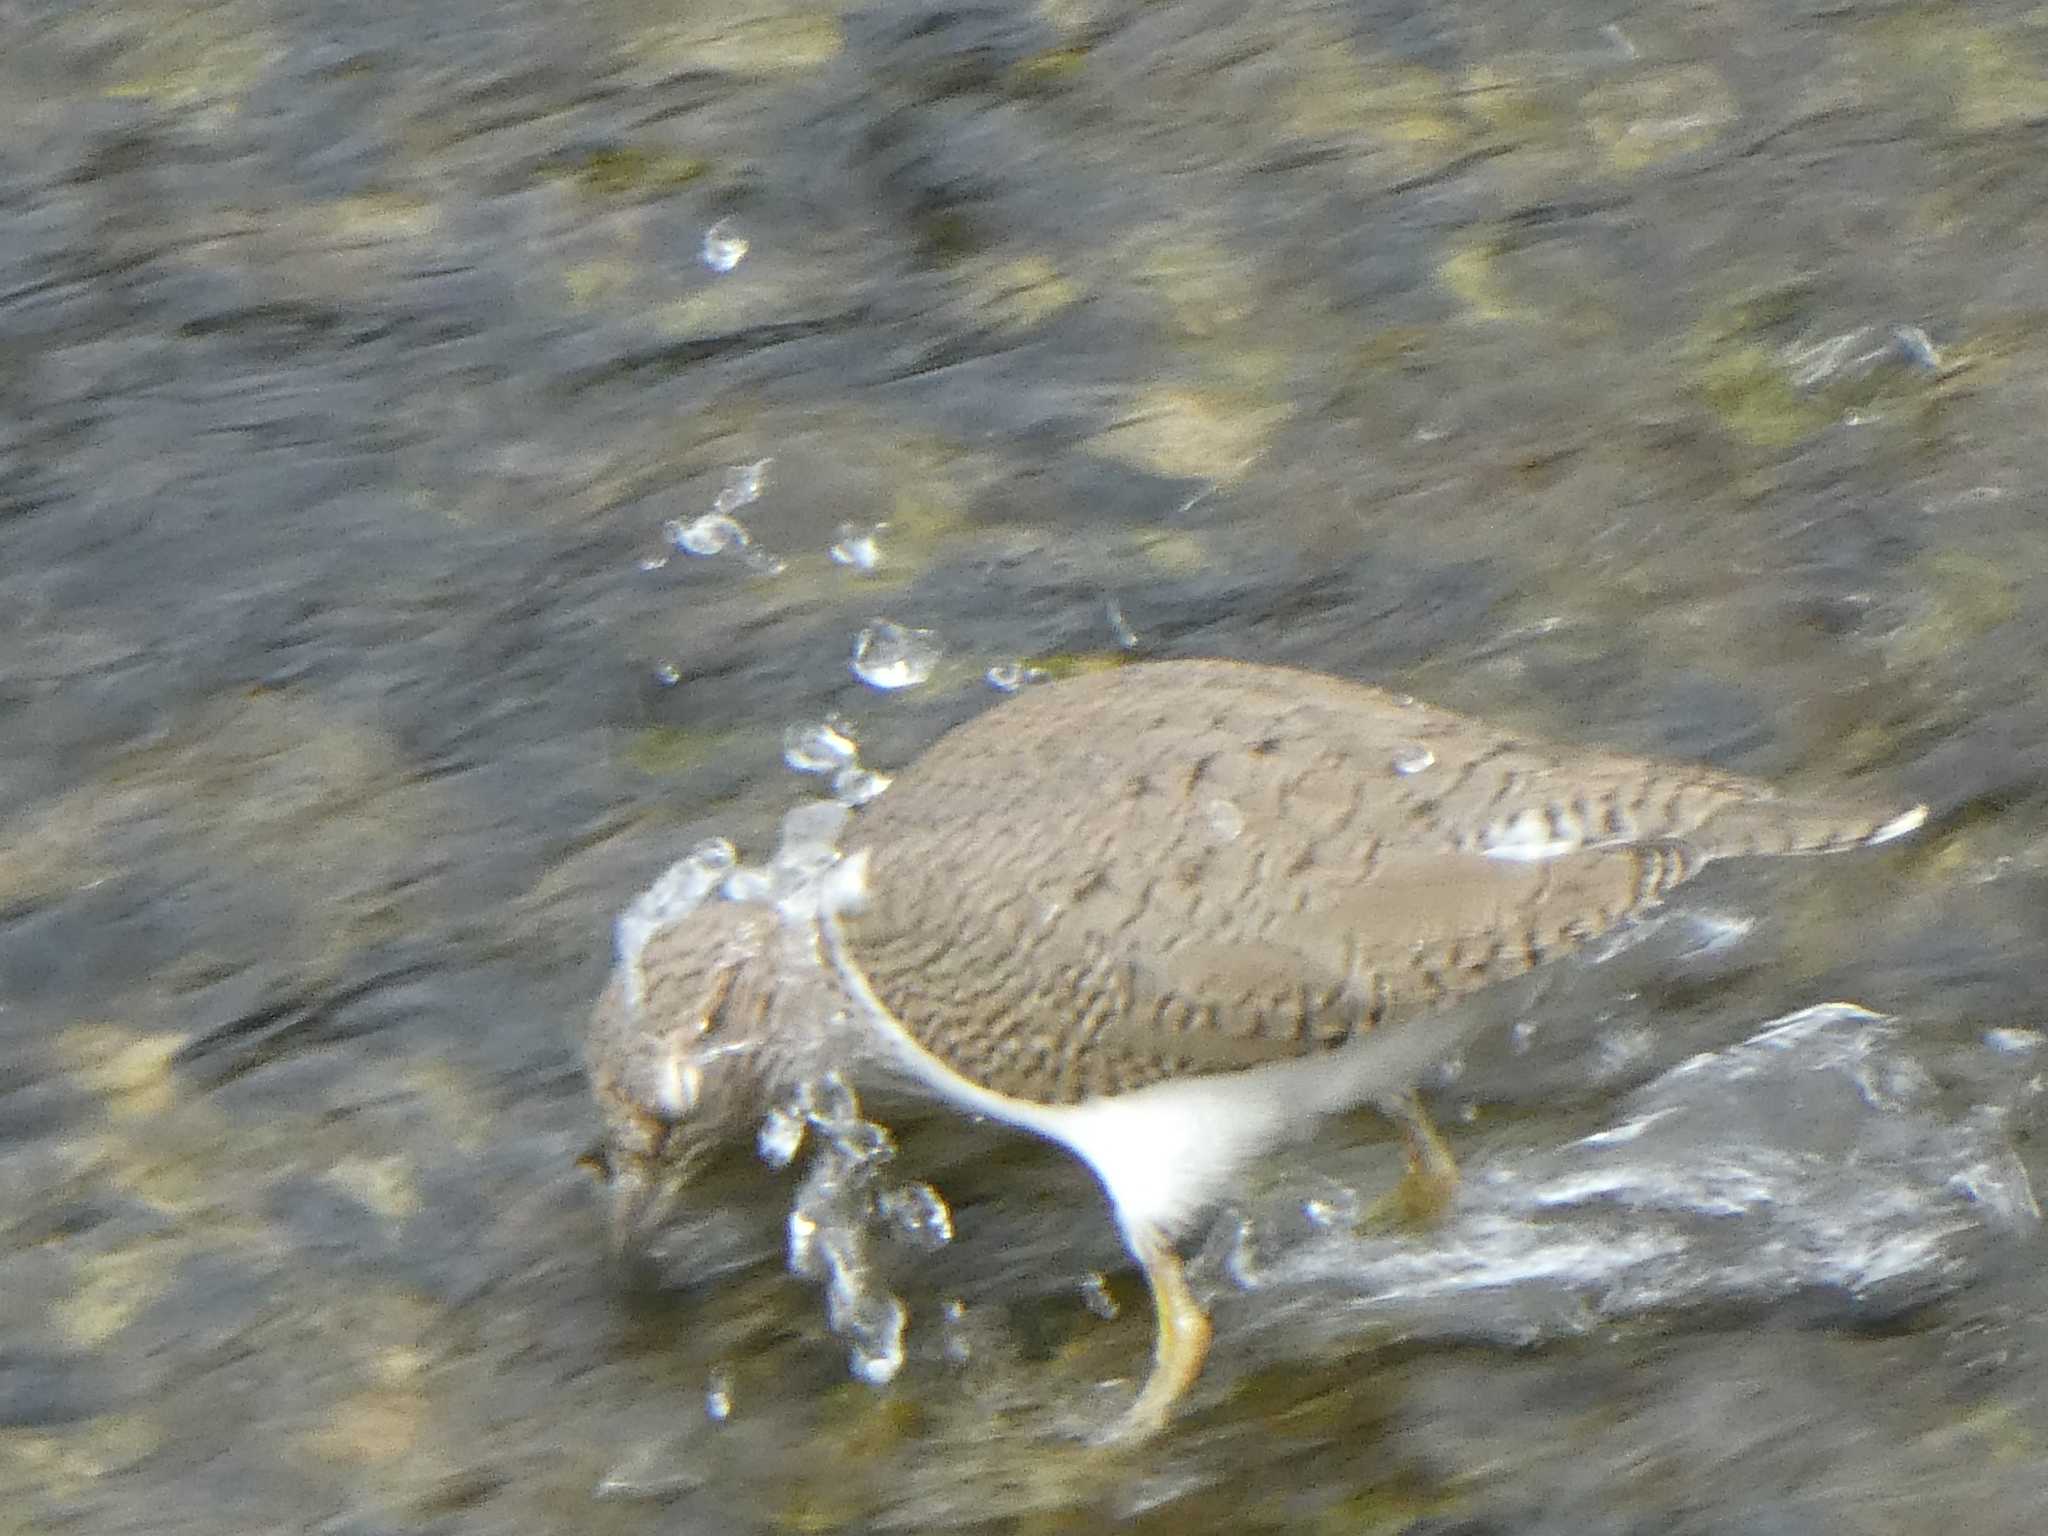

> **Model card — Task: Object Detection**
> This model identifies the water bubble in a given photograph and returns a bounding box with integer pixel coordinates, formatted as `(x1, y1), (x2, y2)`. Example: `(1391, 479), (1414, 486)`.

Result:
(672, 513), (746, 556)
(701, 219), (748, 272)
(850, 620), (940, 690)
(1079, 1272), (1120, 1319)
(876, 1182), (954, 1249)
(829, 521), (887, 572)
(784, 720), (858, 775)
(985, 661), (1049, 693)
(758, 1104), (808, 1169)
(831, 765), (892, 806)
(1390, 744), (1436, 776)
(652, 661), (682, 686)
(704, 1368), (734, 1423)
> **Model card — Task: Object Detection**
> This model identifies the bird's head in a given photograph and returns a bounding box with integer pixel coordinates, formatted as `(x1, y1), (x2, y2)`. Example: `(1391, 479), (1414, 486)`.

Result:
(583, 898), (810, 1251)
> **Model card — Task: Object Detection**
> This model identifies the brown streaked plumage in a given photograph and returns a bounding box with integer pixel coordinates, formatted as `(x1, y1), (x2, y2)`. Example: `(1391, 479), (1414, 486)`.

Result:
(585, 659), (1926, 1440)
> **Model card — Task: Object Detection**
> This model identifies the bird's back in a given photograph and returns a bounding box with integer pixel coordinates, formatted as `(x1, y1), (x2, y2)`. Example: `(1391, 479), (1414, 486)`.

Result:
(835, 660), (1921, 1105)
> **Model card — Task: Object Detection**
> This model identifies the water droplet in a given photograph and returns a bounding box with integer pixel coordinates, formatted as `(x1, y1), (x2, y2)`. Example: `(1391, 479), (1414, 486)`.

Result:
(877, 1181), (953, 1249)
(841, 1290), (907, 1385)
(721, 867), (773, 902)
(715, 459), (771, 512)
(701, 219), (748, 272)
(828, 521), (887, 572)
(1390, 744), (1435, 775)
(1079, 1272), (1119, 1319)
(783, 721), (858, 775)
(690, 838), (738, 872)
(758, 1104), (807, 1169)
(1478, 807), (1576, 861)
(704, 1368), (734, 1423)
(770, 839), (839, 892)
(985, 661), (1049, 693)
(787, 1208), (822, 1278)
(831, 765), (892, 806)
(1106, 597), (1138, 648)
(1301, 1185), (1362, 1233)
(1891, 324), (1942, 373)
(672, 513), (746, 556)
(778, 798), (851, 855)
(652, 661), (682, 686)
(940, 1297), (972, 1364)
(826, 1116), (894, 1166)
(1204, 797), (1244, 842)
(850, 620), (940, 690)
(807, 1070), (860, 1130)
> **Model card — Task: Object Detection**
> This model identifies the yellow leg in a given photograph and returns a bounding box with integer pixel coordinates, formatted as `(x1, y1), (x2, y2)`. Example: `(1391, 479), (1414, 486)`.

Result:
(1102, 1228), (1212, 1443)
(1368, 1090), (1461, 1228)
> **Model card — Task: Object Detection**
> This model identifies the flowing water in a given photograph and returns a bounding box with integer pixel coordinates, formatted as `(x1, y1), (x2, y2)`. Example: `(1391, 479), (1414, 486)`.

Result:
(5, 0), (2048, 1531)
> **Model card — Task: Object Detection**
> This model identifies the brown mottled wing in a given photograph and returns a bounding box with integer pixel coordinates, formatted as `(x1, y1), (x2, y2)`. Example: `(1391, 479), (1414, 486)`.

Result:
(838, 659), (1917, 1105)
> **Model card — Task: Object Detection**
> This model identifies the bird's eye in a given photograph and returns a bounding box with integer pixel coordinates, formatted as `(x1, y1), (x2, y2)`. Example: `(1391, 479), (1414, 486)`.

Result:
(653, 1049), (703, 1119)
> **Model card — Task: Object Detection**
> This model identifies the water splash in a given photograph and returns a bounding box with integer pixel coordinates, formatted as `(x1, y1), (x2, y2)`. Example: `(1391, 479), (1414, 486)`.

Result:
(773, 1069), (953, 1387)
(1224, 1004), (2038, 1346)
(612, 838), (739, 1006)
(783, 719), (894, 808)
(606, 800), (955, 1394)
